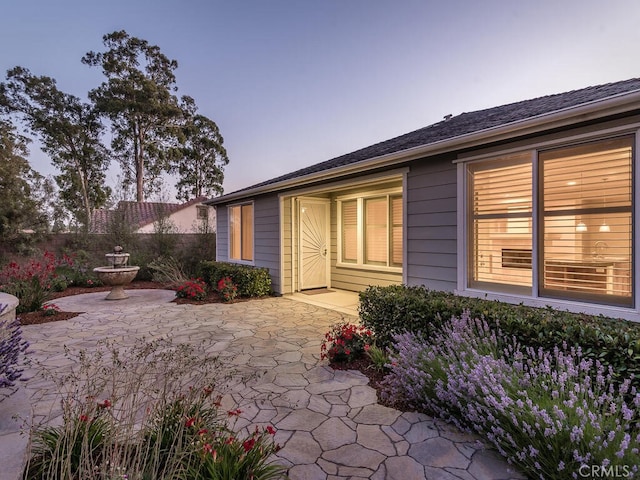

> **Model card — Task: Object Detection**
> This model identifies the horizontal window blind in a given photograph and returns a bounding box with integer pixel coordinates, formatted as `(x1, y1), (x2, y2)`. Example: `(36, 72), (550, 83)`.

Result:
(469, 156), (532, 290)
(341, 200), (357, 263)
(540, 137), (632, 304)
(365, 197), (387, 265)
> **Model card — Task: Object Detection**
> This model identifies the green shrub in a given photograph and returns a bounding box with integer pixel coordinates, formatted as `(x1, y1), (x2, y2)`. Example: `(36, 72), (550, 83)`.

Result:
(198, 261), (272, 298)
(359, 285), (640, 389)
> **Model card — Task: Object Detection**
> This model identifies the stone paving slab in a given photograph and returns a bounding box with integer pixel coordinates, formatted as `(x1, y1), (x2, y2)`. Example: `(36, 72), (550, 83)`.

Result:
(0, 290), (525, 480)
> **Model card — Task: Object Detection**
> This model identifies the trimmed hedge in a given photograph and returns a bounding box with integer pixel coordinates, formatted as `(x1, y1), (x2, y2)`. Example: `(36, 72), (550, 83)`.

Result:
(359, 285), (640, 387)
(198, 261), (272, 298)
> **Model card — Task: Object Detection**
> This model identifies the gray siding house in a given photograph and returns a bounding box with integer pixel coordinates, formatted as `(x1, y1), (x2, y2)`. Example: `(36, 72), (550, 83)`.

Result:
(208, 78), (640, 322)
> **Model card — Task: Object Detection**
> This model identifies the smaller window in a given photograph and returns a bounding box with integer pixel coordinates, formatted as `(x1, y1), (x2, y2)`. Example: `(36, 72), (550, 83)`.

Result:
(229, 203), (253, 262)
(197, 205), (208, 220)
(338, 192), (402, 269)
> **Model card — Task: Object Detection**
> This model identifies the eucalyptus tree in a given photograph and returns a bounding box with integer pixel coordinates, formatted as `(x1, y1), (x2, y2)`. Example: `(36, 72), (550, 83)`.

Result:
(0, 120), (50, 243)
(172, 96), (229, 201)
(82, 30), (183, 202)
(1, 67), (111, 231)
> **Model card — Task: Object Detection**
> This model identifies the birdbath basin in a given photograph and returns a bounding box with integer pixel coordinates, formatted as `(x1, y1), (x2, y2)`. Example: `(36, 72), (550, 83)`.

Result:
(93, 246), (140, 300)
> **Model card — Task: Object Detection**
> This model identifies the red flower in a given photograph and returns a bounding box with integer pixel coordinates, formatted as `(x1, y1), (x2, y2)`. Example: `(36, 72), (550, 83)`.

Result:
(197, 428), (208, 436)
(98, 399), (112, 409)
(266, 425), (276, 435)
(79, 414), (89, 422)
(185, 417), (196, 427)
(242, 438), (256, 452)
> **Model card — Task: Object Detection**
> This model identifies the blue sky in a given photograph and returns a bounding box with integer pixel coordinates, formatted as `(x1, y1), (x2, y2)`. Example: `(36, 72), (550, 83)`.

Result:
(2, 0), (640, 198)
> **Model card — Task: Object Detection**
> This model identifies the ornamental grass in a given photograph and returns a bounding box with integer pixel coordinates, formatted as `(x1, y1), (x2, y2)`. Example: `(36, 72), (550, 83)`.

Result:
(22, 338), (287, 480)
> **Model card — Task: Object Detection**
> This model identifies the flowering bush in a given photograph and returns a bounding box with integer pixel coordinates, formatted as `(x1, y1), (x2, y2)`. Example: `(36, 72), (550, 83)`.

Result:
(0, 305), (30, 393)
(41, 304), (60, 317)
(320, 322), (373, 362)
(382, 311), (640, 479)
(175, 278), (208, 301)
(217, 276), (238, 303)
(0, 251), (60, 313)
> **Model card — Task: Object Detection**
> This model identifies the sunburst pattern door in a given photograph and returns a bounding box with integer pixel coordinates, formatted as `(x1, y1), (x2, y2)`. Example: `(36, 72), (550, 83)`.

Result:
(299, 199), (330, 290)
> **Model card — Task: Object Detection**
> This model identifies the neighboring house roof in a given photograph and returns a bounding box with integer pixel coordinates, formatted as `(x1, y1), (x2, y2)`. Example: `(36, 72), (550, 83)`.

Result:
(90, 196), (208, 234)
(208, 77), (640, 204)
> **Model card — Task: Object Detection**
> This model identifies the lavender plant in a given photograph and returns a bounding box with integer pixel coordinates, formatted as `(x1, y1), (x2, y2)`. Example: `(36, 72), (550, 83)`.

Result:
(382, 311), (640, 479)
(0, 304), (30, 394)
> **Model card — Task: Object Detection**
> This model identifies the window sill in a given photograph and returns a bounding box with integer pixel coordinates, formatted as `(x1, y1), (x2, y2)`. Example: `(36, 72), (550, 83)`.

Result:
(336, 262), (402, 274)
(228, 259), (255, 266)
(456, 287), (638, 322)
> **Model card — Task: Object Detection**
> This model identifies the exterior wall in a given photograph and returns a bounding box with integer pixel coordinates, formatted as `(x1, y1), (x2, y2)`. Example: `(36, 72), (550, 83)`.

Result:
(215, 205), (229, 261)
(329, 192), (402, 292)
(215, 194), (282, 292)
(254, 194), (281, 291)
(281, 197), (293, 294)
(405, 154), (458, 292)
(137, 204), (214, 233)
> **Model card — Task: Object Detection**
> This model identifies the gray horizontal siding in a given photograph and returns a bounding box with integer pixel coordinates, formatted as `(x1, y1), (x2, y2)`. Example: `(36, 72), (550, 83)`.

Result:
(214, 193), (281, 292)
(215, 206), (228, 261)
(405, 155), (457, 292)
(253, 194), (281, 291)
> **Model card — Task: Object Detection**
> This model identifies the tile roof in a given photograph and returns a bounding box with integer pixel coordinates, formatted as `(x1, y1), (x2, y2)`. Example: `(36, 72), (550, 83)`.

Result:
(225, 77), (640, 197)
(90, 196), (207, 234)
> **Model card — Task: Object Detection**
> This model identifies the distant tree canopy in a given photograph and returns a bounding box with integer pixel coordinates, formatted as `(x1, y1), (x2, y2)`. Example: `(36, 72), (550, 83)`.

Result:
(2, 66), (111, 231)
(0, 120), (50, 244)
(172, 96), (229, 202)
(0, 30), (228, 232)
(82, 30), (228, 202)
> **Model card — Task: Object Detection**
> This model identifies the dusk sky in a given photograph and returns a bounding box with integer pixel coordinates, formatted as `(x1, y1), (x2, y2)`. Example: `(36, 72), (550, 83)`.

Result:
(2, 0), (640, 199)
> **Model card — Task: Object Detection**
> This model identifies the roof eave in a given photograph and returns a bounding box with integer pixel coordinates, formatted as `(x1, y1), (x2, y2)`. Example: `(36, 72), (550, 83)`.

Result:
(207, 89), (640, 206)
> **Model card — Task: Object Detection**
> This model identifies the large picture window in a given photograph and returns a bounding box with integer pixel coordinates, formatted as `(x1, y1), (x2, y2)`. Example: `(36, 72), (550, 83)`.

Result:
(466, 135), (634, 307)
(229, 203), (253, 262)
(338, 193), (402, 269)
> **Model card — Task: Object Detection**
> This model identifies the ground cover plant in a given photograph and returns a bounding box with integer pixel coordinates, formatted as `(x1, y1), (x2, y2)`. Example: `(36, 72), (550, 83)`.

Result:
(381, 311), (640, 479)
(23, 338), (286, 480)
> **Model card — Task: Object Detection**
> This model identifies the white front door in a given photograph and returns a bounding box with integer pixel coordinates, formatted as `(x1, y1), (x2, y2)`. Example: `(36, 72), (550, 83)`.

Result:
(299, 198), (330, 290)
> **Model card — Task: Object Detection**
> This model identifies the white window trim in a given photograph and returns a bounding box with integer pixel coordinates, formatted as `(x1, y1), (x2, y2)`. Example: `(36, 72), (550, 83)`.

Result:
(456, 128), (640, 322)
(336, 187), (402, 273)
(227, 201), (255, 265)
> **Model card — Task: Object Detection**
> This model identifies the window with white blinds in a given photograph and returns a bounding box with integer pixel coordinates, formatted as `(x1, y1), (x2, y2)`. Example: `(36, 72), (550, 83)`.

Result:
(540, 137), (633, 306)
(229, 203), (253, 262)
(341, 200), (357, 263)
(467, 135), (634, 307)
(468, 154), (533, 292)
(338, 193), (402, 269)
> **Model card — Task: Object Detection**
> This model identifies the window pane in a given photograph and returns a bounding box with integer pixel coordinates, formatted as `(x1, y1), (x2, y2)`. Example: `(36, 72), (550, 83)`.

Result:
(390, 196), (403, 266)
(341, 200), (357, 263)
(468, 155), (532, 291)
(365, 197), (387, 265)
(540, 137), (632, 305)
(229, 206), (241, 260)
(241, 204), (253, 261)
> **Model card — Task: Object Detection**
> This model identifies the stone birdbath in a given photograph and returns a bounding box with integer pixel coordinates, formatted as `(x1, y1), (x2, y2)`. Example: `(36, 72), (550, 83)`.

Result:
(93, 246), (140, 300)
